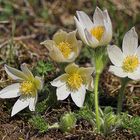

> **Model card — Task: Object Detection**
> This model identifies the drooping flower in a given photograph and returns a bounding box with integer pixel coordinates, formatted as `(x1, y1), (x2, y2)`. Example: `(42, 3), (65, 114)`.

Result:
(51, 63), (94, 107)
(107, 27), (140, 80)
(74, 7), (112, 48)
(41, 30), (82, 62)
(0, 64), (43, 116)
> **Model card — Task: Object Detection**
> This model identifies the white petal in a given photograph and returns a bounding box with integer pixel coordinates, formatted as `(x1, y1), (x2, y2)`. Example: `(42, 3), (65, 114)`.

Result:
(93, 7), (104, 25)
(103, 9), (112, 27)
(29, 94), (38, 111)
(86, 76), (94, 91)
(107, 45), (124, 66)
(51, 74), (67, 87)
(100, 20), (112, 45)
(76, 11), (94, 30)
(11, 96), (30, 116)
(65, 63), (79, 74)
(109, 65), (127, 78)
(136, 46), (140, 58)
(21, 63), (34, 78)
(66, 52), (76, 62)
(128, 66), (140, 80)
(71, 85), (86, 107)
(35, 76), (43, 90)
(0, 83), (21, 98)
(74, 16), (88, 44)
(128, 73), (140, 80)
(84, 28), (99, 48)
(5, 65), (28, 80)
(122, 27), (138, 55)
(56, 84), (70, 100)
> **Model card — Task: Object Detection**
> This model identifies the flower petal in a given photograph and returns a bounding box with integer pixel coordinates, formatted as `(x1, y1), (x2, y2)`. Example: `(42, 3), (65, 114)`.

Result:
(136, 46), (140, 59)
(107, 45), (124, 66)
(65, 63), (79, 74)
(128, 66), (140, 80)
(66, 30), (77, 45)
(52, 30), (67, 45)
(74, 16), (88, 44)
(76, 11), (94, 30)
(11, 96), (30, 117)
(100, 20), (112, 46)
(78, 67), (94, 85)
(66, 30), (82, 60)
(84, 28), (99, 48)
(21, 63), (34, 79)
(109, 65), (127, 78)
(35, 76), (43, 90)
(86, 76), (94, 91)
(93, 7), (104, 25)
(41, 40), (65, 62)
(56, 84), (70, 100)
(78, 67), (94, 76)
(29, 94), (38, 111)
(51, 74), (68, 87)
(0, 83), (20, 98)
(5, 65), (28, 80)
(40, 40), (55, 52)
(71, 85), (86, 107)
(103, 9), (112, 27)
(122, 27), (138, 56)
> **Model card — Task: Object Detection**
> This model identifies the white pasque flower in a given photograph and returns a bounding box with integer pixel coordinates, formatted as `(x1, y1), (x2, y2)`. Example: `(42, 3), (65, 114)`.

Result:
(41, 30), (82, 62)
(74, 7), (112, 48)
(0, 64), (43, 116)
(51, 63), (94, 107)
(107, 27), (140, 80)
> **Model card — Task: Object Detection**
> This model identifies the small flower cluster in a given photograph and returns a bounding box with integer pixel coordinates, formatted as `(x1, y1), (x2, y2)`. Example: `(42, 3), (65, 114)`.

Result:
(0, 6), (139, 133)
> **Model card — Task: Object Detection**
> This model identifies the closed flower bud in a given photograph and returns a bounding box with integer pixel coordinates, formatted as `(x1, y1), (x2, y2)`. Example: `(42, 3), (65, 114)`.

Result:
(59, 113), (77, 133)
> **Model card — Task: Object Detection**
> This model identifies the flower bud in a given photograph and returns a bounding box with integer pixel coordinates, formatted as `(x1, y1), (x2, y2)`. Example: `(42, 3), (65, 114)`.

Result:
(59, 113), (77, 133)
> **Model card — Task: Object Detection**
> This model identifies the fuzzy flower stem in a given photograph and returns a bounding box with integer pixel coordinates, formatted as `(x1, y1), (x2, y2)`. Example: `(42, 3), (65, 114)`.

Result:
(94, 72), (100, 132)
(117, 78), (129, 114)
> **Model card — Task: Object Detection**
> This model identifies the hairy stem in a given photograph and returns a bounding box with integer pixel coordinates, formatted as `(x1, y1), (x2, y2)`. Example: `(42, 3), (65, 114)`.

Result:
(94, 73), (100, 132)
(117, 78), (129, 114)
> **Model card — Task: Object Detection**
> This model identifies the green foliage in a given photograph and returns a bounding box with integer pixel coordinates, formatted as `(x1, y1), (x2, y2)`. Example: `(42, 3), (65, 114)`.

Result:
(34, 61), (54, 77)
(36, 98), (49, 114)
(59, 113), (77, 133)
(0, 0), (14, 21)
(76, 106), (96, 127)
(99, 107), (121, 136)
(84, 91), (95, 109)
(77, 107), (122, 135)
(29, 115), (49, 133)
(40, 8), (48, 20)
(122, 115), (140, 135)
(36, 85), (57, 113)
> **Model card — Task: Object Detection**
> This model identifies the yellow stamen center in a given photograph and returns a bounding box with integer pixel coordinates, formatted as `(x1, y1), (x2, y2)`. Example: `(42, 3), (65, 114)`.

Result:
(57, 41), (71, 58)
(67, 73), (83, 90)
(122, 55), (139, 73)
(90, 26), (105, 41)
(20, 81), (36, 96)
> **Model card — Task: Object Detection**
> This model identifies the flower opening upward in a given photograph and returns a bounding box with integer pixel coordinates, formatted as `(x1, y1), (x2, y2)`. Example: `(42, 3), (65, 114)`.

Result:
(74, 7), (112, 48)
(0, 64), (43, 116)
(41, 30), (82, 62)
(57, 41), (71, 58)
(107, 27), (140, 80)
(51, 63), (94, 107)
